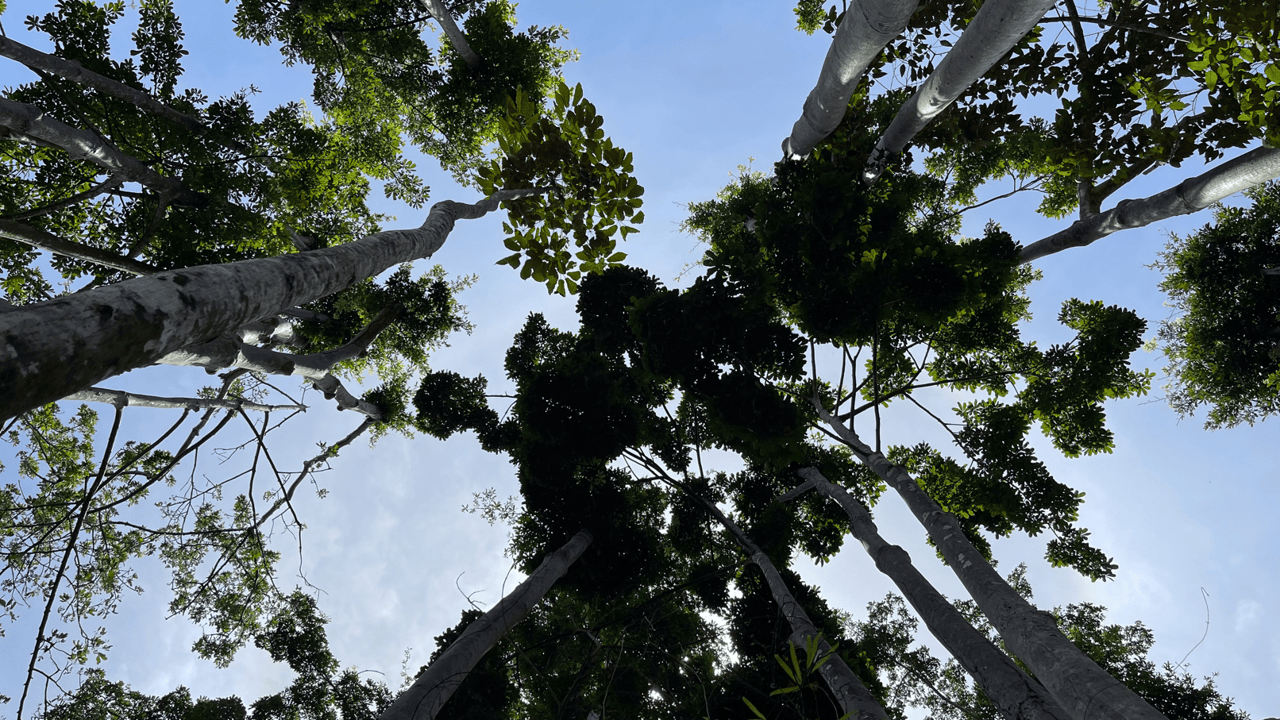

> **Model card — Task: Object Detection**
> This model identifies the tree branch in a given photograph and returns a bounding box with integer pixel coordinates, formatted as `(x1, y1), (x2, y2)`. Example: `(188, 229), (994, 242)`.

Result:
(65, 386), (305, 413)
(0, 218), (159, 275)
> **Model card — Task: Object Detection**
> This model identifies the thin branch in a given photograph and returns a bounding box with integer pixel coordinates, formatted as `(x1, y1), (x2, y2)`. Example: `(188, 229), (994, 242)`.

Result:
(0, 218), (159, 275)
(1038, 15), (1190, 43)
(66, 386), (305, 413)
(1, 173), (124, 221)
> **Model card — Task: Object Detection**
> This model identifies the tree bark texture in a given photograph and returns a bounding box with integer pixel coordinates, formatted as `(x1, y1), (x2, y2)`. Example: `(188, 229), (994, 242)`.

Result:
(0, 218), (159, 276)
(697, 495), (890, 720)
(863, 0), (1057, 183)
(794, 468), (1071, 720)
(0, 188), (538, 422)
(380, 529), (594, 720)
(1019, 147), (1280, 263)
(418, 0), (483, 70)
(0, 97), (206, 207)
(783, 0), (920, 159)
(810, 401), (1171, 720)
(0, 35), (259, 160)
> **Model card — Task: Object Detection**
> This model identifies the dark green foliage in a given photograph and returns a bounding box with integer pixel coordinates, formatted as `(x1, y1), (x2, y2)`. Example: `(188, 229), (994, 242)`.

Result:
(1155, 181), (1280, 428)
(477, 82), (643, 295)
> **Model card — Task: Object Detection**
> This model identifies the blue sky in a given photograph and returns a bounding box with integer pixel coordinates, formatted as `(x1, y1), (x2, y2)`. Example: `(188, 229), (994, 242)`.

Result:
(1, 0), (1276, 716)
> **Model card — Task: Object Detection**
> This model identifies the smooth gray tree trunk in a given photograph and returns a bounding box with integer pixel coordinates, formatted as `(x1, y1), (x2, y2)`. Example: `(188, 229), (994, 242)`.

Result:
(862, 0), (1057, 183)
(0, 218), (159, 276)
(0, 97), (206, 207)
(419, 0), (483, 70)
(695, 494), (890, 720)
(381, 529), (594, 720)
(783, 0), (920, 159)
(790, 468), (1071, 720)
(810, 401), (1171, 720)
(0, 188), (538, 421)
(1019, 146), (1280, 263)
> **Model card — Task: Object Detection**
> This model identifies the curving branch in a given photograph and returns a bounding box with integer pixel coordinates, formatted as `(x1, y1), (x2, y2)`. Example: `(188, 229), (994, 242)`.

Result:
(1, 172), (124, 221)
(0, 97), (207, 207)
(1019, 147), (1280, 264)
(0, 218), (159, 275)
(783, 0), (920, 159)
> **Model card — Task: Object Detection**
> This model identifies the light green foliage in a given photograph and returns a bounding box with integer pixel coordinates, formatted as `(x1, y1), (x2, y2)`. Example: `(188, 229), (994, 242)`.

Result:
(233, 0), (575, 181)
(1154, 181), (1280, 428)
(1184, 2), (1280, 147)
(476, 82), (643, 295)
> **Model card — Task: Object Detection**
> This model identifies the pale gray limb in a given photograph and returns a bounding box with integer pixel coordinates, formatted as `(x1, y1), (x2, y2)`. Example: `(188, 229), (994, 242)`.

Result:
(0, 35), (266, 163)
(1019, 147), (1280, 264)
(862, 0), (1058, 184)
(0, 97), (206, 207)
(692, 491), (890, 720)
(65, 386), (305, 412)
(0, 218), (159, 275)
(381, 529), (594, 720)
(2, 172), (124, 221)
(809, 399), (1171, 720)
(0, 188), (543, 421)
(783, 0), (920, 159)
(418, 0), (483, 70)
(793, 467), (1072, 720)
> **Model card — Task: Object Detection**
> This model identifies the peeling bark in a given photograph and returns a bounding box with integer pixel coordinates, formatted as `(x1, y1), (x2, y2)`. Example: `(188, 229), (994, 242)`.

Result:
(810, 400), (1171, 720)
(0, 188), (540, 421)
(381, 529), (594, 720)
(791, 468), (1071, 720)
(862, 0), (1057, 184)
(0, 97), (206, 207)
(1020, 147), (1280, 264)
(418, 0), (483, 70)
(0, 218), (160, 276)
(783, 0), (920, 159)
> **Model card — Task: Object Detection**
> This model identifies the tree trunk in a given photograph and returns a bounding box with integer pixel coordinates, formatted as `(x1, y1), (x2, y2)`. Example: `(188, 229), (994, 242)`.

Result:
(0, 188), (539, 422)
(791, 468), (1071, 720)
(380, 529), (594, 720)
(695, 493), (890, 720)
(783, 0), (920, 159)
(0, 97), (206, 207)
(863, 0), (1057, 183)
(1019, 147), (1280, 263)
(0, 218), (159, 276)
(418, 0), (483, 70)
(810, 401), (1171, 720)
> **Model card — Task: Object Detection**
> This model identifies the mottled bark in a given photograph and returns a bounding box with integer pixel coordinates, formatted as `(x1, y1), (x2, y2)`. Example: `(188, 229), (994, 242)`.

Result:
(791, 468), (1071, 720)
(0, 188), (539, 421)
(863, 0), (1057, 183)
(418, 0), (483, 70)
(381, 529), (594, 720)
(695, 493), (890, 720)
(1019, 147), (1280, 263)
(66, 386), (304, 413)
(0, 97), (206, 207)
(810, 400), (1170, 720)
(783, 0), (920, 159)
(0, 35), (259, 161)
